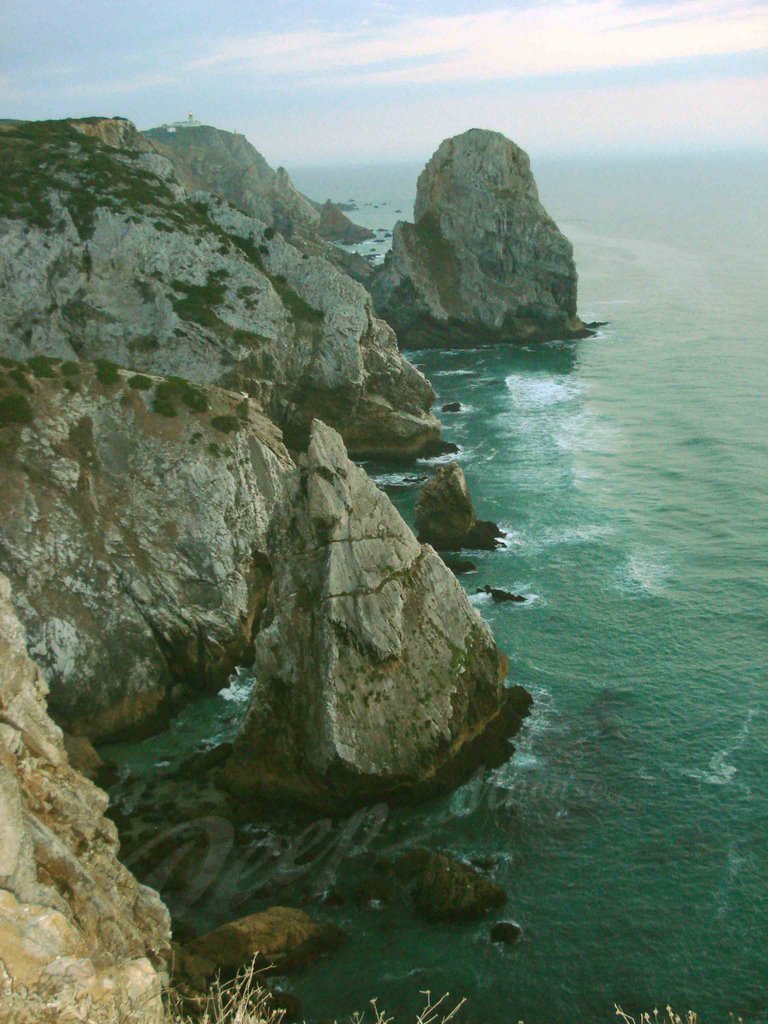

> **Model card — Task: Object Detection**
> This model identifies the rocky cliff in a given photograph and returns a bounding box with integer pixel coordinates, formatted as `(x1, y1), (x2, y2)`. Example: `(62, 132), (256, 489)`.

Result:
(144, 123), (321, 239)
(0, 357), (293, 740)
(0, 572), (169, 1022)
(372, 129), (589, 347)
(0, 118), (441, 458)
(224, 420), (531, 809)
(144, 123), (373, 246)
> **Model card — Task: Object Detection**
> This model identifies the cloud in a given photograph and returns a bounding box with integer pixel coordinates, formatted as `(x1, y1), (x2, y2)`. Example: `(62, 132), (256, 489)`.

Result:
(191, 0), (768, 85)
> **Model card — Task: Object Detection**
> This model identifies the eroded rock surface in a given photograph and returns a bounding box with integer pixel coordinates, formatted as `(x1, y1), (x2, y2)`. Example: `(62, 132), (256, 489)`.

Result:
(224, 420), (529, 809)
(0, 118), (440, 458)
(0, 360), (293, 740)
(415, 462), (506, 551)
(0, 572), (169, 1023)
(373, 128), (589, 347)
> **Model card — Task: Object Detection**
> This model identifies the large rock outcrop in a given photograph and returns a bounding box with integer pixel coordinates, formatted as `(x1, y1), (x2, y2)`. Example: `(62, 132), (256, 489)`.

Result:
(0, 358), (293, 740)
(415, 462), (506, 550)
(223, 420), (531, 809)
(0, 118), (441, 458)
(372, 128), (589, 347)
(144, 123), (373, 246)
(0, 572), (170, 1022)
(144, 123), (321, 239)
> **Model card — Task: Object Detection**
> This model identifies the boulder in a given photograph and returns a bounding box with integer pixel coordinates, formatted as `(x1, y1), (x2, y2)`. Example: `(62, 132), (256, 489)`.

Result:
(415, 462), (505, 551)
(0, 572), (169, 1023)
(441, 554), (478, 574)
(223, 420), (529, 809)
(409, 853), (507, 923)
(373, 129), (591, 348)
(490, 921), (523, 946)
(476, 586), (526, 603)
(441, 401), (462, 412)
(186, 907), (346, 973)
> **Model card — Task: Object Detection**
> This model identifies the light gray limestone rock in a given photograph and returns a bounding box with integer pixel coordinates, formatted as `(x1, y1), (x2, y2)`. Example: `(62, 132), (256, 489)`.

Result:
(0, 362), (293, 739)
(373, 128), (589, 347)
(224, 420), (530, 809)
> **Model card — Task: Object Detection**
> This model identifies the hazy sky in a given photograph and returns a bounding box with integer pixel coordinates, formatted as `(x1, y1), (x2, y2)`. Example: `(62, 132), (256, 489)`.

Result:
(2, 0), (767, 165)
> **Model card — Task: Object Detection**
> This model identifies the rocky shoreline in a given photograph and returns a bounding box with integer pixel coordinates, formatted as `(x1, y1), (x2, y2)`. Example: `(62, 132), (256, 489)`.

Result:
(0, 116), (591, 1019)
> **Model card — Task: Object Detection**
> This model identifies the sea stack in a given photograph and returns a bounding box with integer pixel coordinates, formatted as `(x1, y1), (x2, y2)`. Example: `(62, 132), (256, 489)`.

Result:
(223, 420), (530, 810)
(373, 128), (589, 347)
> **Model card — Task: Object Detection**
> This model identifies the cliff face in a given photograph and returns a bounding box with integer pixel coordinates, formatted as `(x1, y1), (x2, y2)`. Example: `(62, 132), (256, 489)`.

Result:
(0, 118), (440, 458)
(0, 359), (293, 741)
(0, 572), (169, 1022)
(373, 128), (588, 347)
(145, 124), (373, 246)
(144, 123), (321, 239)
(224, 420), (530, 809)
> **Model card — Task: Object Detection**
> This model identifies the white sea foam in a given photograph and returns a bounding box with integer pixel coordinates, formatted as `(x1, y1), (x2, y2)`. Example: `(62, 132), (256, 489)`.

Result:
(505, 373), (582, 408)
(612, 550), (672, 596)
(432, 367), (476, 377)
(416, 445), (465, 465)
(677, 708), (755, 786)
(219, 667), (255, 704)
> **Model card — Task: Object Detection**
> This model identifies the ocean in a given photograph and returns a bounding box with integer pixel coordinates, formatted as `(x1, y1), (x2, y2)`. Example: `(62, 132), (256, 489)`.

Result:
(104, 153), (768, 1023)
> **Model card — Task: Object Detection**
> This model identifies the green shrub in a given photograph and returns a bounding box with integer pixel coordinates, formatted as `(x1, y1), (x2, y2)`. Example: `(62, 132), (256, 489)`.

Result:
(9, 368), (33, 392)
(128, 374), (152, 390)
(152, 385), (178, 417)
(26, 355), (58, 378)
(270, 274), (324, 324)
(210, 414), (241, 434)
(0, 357), (18, 369)
(236, 399), (249, 421)
(94, 359), (120, 385)
(263, 226), (276, 240)
(60, 361), (81, 377)
(207, 441), (221, 456)
(152, 376), (208, 417)
(0, 393), (33, 427)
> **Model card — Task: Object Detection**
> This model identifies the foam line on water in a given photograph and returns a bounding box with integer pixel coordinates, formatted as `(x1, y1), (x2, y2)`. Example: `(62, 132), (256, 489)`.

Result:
(505, 372), (584, 409)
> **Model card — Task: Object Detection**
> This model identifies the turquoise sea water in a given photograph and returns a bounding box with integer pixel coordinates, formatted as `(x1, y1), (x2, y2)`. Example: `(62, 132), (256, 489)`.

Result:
(105, 155), (768, 1022)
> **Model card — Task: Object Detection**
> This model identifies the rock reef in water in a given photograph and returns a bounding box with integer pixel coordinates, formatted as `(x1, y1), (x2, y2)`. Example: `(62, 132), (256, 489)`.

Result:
(0, 117), (441, 459)
(415, 462), (506, 551)
(0, 572), (169, 1023)
(372, 128), (590, 348)
(0, 360), (293, 740)
(224, 420), (530, 809)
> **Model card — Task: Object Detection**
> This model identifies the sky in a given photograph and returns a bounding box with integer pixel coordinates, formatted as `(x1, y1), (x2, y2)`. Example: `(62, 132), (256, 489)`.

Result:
(2, 0), (767, 165)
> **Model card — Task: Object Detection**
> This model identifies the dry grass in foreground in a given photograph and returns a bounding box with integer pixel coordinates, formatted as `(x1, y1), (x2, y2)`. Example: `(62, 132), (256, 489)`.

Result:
(166, 960), (465, 1024)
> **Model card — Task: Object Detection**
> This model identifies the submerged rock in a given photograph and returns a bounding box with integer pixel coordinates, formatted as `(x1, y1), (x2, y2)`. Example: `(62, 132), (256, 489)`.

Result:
(440, 553), (478, 574)
(223, 420), (528, 809)
(0, 572), (169, 1023)
(373, 129), (590, 348)
(409, 853), (507, 923)
(490, 921), (523, 946)
(186, 907), (346, 974)
(415, 462), (506, 551)
(476, 586), (526, 603)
